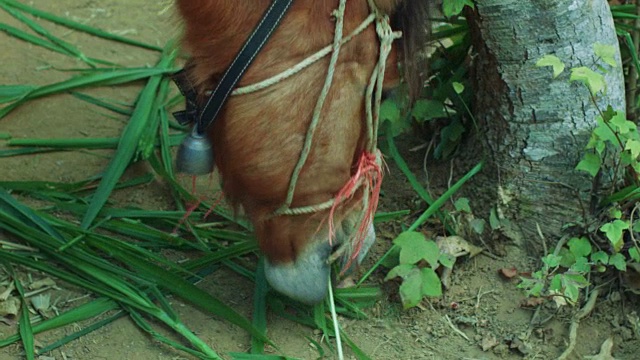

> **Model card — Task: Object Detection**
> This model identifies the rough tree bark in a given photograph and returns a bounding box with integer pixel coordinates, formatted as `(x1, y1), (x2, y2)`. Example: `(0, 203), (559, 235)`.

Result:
(463, 0), (625, 252)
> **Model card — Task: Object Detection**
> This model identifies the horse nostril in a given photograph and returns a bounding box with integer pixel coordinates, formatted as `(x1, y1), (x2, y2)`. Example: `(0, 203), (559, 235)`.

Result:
(263, 241), (332, 304)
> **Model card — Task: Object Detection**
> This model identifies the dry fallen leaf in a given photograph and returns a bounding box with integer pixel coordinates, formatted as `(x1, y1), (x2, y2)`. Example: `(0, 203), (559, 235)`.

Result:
(481, 334), (499, 351)
(520, 297), (545, 308)
(0, 296), (20, 317)
(28, 277), (56, 290)
(499, 267), (518, 279)
(435, 235), (483, 258)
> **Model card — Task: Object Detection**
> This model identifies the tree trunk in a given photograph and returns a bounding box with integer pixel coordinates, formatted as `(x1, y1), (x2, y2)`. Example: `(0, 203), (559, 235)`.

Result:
(464, 0), (625, 253)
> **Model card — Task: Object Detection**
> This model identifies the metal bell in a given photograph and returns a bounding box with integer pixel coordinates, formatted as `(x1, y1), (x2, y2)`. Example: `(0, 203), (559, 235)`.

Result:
(175, 127), (215, 175)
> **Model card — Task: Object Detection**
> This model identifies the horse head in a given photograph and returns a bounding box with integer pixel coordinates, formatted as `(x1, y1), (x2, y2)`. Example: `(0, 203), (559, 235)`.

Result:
(175, 0), (427, 304)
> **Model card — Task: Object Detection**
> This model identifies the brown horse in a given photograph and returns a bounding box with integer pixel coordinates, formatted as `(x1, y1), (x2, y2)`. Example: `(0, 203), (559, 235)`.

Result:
(175, 0), (427, 304)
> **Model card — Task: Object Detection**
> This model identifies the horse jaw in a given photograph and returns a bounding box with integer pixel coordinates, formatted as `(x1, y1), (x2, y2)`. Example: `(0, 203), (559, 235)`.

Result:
(263, 222), (376, 304)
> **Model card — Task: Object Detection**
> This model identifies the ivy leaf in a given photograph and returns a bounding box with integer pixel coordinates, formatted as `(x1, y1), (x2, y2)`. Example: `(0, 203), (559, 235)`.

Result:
(442, 0), (474, 18)
(609, 253), (627, 271)
(542, 254), (562, 268)
(412, 99), (448, 122)
(470, 218), (485, 234)
(610, 112), (637, 134)
(570, 257), (591, 273)
(629, 247), (640, 263)
(454, 198), (471, 213)
(600, 220), (629, 251)
(594, 43), (618, 67)
(559, 247), (576, 268)
(399, 268), (423, 309)
(438, 253), (456, 269)
(625, 139), (640, 159)
(575, 152), (601, 177)
(549, 274), (563, 293)
(590, 250), (609, 265)
(568, 237), (592, 258)
(394, 232), (441, 266)
(380, 99), (406, 136)
(452, 81), (465, 94)
(536, 54), (565, 78)
(421, 268), (443, 297)
(570, 66), (605, 96)
(384, 264), (414, 281)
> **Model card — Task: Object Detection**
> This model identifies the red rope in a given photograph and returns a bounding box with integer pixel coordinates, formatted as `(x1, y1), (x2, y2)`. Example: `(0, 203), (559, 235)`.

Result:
(328, 151), (383, 272)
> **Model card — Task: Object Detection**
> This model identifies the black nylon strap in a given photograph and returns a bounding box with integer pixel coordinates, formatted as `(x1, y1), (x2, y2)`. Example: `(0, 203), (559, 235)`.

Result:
(195, 0), (294, 134)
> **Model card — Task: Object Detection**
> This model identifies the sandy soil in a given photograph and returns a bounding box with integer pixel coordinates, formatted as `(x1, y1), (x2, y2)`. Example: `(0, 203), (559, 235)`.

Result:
(1, 1), (639, 359)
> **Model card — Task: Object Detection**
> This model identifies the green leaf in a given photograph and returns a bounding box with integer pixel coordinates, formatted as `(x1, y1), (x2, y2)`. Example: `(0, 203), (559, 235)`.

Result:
(399, 268), (423, 309)
(420, 268), (443, 297)
(380, 99), (407, 136)
(563, 283), (580, 303)
(542, 254), (562, 268)
(442, 0), (474, 18)
(609, 253), (627, 271)
(610, 112), (637, 134)
(558, 247), (576, 268)
(575, 152), (601, 177)
(629, 247), (640, 263)
(568, 237), (592, 257)
(394, 232), (441, 266)
(570, 66), (605, 96)
(570, 257), (591, 273)
(489, 207), (501, 230)
(411, 99), (448, 121)
(600, 220), (629, 251)
(591, 251), (609, 265)
(609, 208), (623, 219)
(384, 264), (415, 281)
(625, 139), (640, 159)
(594, 43), (618, 67)
(549, 274), (563, 293)
(452, 81), (465, 94)
(438, 253), (456, 269)
(469, 218), (485, 234)
(536, 54), (565, 78)
(454, 198), (471, 213)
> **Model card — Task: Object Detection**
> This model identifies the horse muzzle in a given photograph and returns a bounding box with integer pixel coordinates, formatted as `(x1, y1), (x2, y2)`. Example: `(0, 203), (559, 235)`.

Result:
(263, 222), (376, 304)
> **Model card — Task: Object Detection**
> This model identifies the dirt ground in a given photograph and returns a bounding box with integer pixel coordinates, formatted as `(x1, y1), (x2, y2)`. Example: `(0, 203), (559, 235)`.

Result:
(1, 1), (640, 359)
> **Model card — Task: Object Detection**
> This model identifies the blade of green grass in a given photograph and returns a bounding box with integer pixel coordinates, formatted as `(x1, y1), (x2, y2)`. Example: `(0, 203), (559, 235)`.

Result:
(0, 1), (104, 67)
(80, 47), (178, 229)
(0, 66), (176, 119)
(36, 310), (125, 355)
(128, 308), (219, 359)
(0, 0), (162, 51)
(71, 92), (133, 115)
(0, 23), (68, 55)
(91, 240), (270, 344)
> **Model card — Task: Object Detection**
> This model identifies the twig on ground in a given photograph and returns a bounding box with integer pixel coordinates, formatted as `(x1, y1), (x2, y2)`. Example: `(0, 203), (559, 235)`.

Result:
(557, 288), (600, 360)
(474, 287), (495, 309)
(444, 314), (470, 341)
